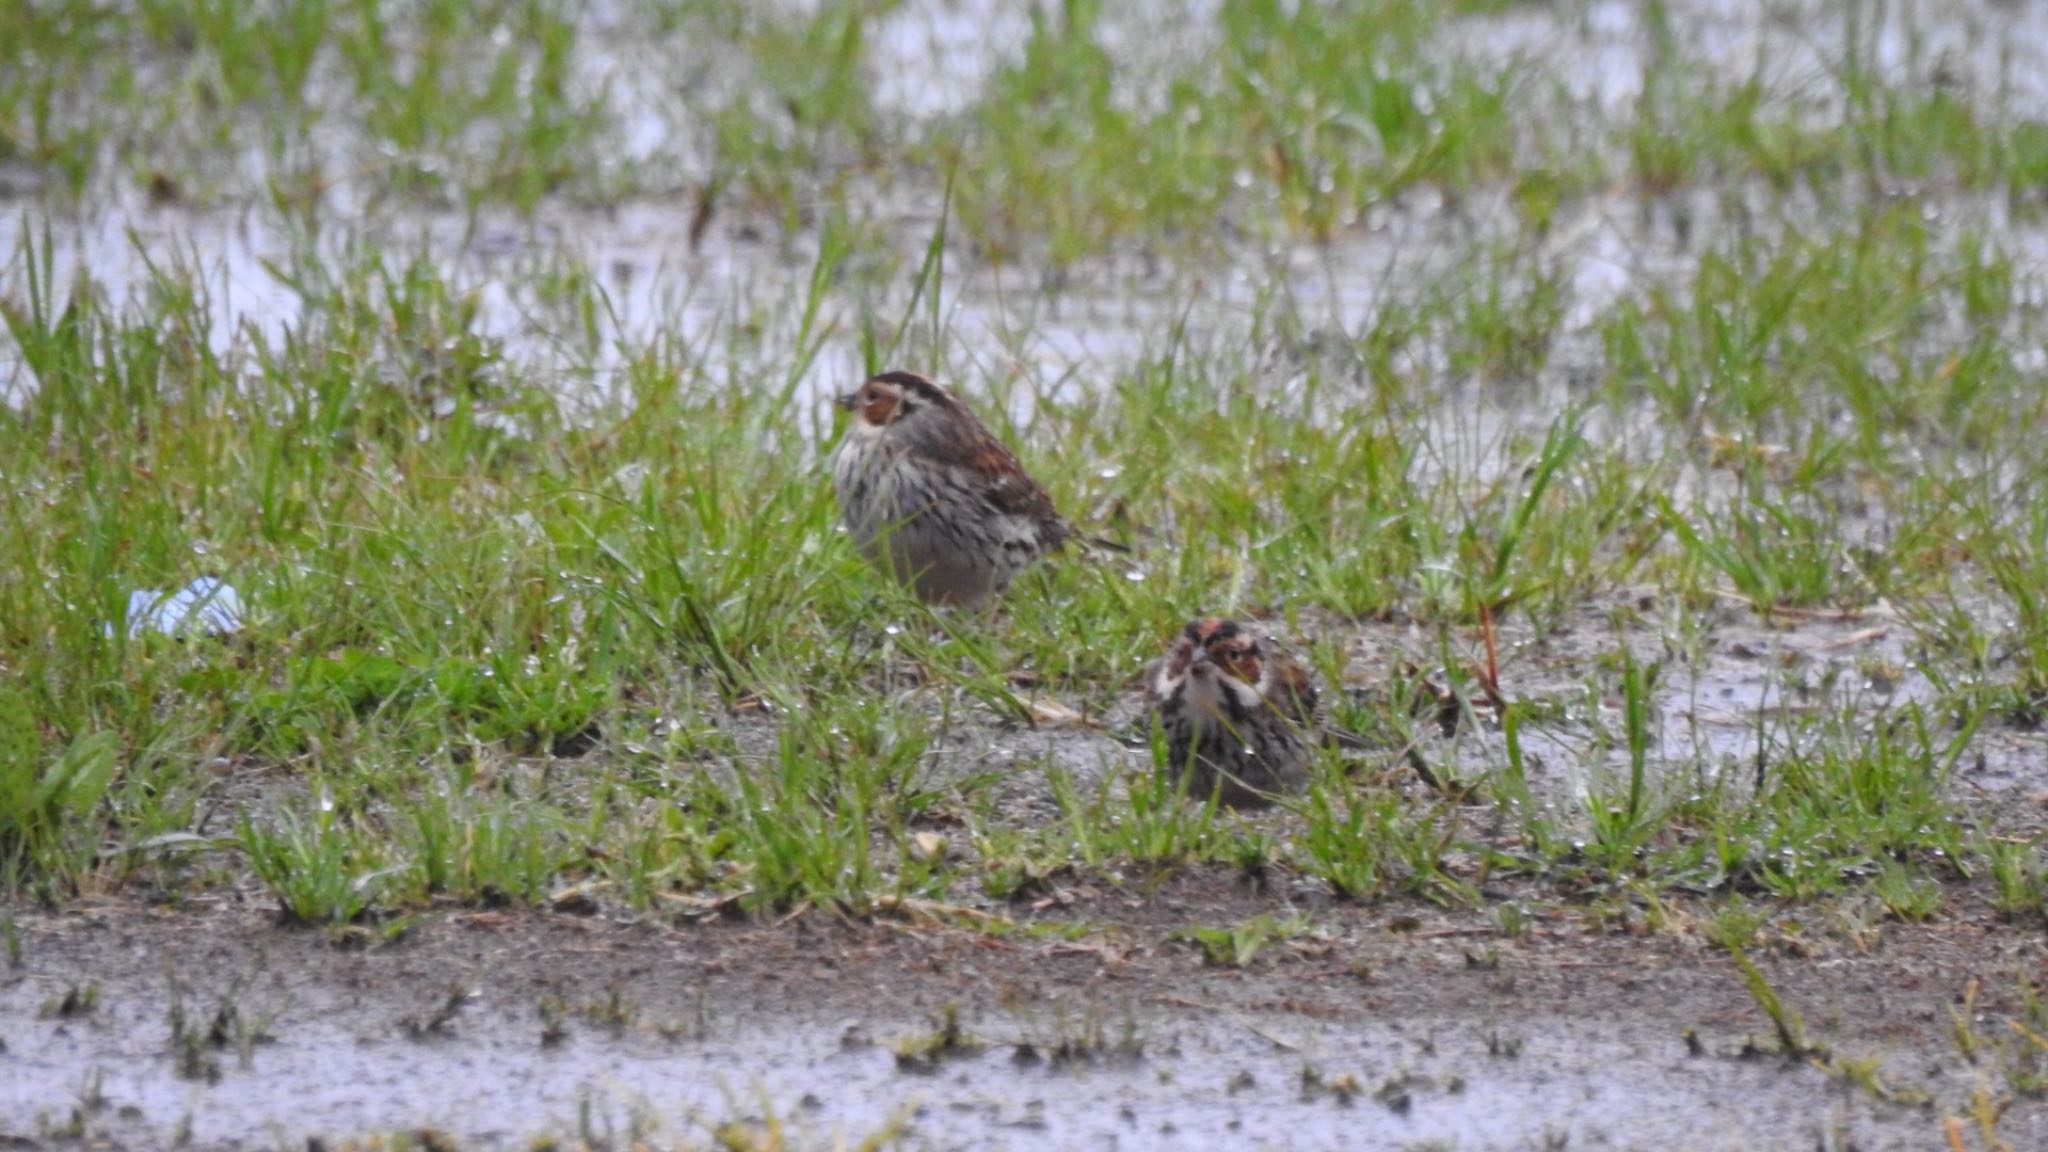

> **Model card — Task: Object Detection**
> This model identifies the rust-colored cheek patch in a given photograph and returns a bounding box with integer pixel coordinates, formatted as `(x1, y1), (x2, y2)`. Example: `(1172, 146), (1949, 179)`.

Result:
(862, 389), (900, 425)
(1165, 645), (1193, 679)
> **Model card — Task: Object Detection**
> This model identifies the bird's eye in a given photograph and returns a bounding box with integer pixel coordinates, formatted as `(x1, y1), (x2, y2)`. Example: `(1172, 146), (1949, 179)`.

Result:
(859, 386), (904, 423)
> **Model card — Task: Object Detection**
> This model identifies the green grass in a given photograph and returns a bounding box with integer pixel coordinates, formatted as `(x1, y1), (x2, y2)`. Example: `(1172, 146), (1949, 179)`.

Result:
(0, 0), (618, 207)
(2, 1), (2047, 939)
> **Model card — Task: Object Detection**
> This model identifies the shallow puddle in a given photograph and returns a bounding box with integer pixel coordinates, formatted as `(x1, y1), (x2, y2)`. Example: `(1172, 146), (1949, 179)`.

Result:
(1, 970), (1976, 1150)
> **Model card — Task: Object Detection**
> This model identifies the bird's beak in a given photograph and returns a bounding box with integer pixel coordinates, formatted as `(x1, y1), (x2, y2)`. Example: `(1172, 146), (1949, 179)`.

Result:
(1188, 647), (1214, 674)
(836, 391), (861, 412)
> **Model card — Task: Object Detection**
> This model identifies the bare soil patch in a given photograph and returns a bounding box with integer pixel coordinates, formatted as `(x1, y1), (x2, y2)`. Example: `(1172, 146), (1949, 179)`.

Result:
(5, 872), (2043, 1150)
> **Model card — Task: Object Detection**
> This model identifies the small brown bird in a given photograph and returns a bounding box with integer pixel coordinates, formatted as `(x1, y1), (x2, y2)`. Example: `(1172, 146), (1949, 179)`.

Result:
(832, 370), (1076, 606)
(1149, 617), (1318, 806)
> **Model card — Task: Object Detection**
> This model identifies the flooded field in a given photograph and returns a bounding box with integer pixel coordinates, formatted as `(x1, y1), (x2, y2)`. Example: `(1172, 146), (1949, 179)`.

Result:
(5, 0), (2048, 1148)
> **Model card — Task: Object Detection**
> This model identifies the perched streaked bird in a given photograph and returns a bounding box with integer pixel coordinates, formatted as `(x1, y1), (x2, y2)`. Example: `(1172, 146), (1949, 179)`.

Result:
(1148, 617), (1317, 806)
(832, 370), (1079, 606)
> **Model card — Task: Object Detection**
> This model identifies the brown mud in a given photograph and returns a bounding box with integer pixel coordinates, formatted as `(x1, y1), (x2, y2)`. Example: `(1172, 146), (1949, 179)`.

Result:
(6, 859), (2046, 1150)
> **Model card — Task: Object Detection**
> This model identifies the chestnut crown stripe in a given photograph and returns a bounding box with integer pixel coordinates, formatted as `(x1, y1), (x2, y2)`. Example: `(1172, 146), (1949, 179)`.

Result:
(866, 370), (950, 401)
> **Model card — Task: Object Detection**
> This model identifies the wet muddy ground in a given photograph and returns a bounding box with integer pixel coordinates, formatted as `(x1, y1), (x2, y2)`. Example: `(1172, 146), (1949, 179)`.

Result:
(0, 604), (2022, 1149)
(11, 524), (2043, 1149)
(6, 874), (2045, 1150)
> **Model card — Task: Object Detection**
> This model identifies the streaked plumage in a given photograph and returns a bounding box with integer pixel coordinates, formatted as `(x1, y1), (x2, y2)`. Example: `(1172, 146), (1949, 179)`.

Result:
(1148, 617), (1317, 806)
(832, 370), (1073, 605)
